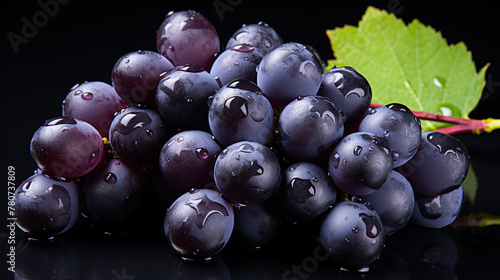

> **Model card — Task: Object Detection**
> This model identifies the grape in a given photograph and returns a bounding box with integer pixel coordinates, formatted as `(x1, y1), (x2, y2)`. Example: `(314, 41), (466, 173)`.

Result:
(208, 79), (275, 146)
(111, 50), (174, 106)
(278, 95), (345, 161)
(62, 81), (126, 137)
(82, 159), (149, 232)
(233, 200), (282, 248)
(156, 64), (220, 131)
(319, 200), (385, 271)
(14, 173), (80, 238)
(225, 22), (283, 53)
(30, 116), (104, 178)
(163, 188), (234, 260)
(256, 42), (324, 107)
(278, 162), (337, 223)
(159, 130), (222, 193)
(358, 103), (422, 167)
(156, 10), (220, 71)
(396, 131), (469, 195)
(210, 44), (266, 85)
(214, 141), (281, 205)
(357, 171), (414, 235)
(317, 66), (372, 127)
(109, 106), (170, 165)
(328, 132), (393, 196)
(410, 186), (463, 228)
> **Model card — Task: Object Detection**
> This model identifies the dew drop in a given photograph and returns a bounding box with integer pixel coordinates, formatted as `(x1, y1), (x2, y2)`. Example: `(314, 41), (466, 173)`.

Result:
(104, 172), (117, 184)
(146, 129), (154, 138)
(353, 145), (362, 156)
(73, 90), (82, 96)
(196, 148), (209, 159)
(238, 143), (254, 153)
(383, 131), (390, 137)
(288, 167), (296, 171)
(392, 151), (400, 161)
(352, 227), (359, 233)
(331, 153), (340, 168)
(177, 136), (184, 142)
(189, 188), (199, 194)
(89, 152), (99, 164)
(344, 238), (350, 243)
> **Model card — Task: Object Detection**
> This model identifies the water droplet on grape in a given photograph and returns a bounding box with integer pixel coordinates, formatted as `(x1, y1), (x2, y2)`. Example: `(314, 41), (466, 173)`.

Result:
(289, 167), (296, 171)
(104, 172), (117, 184)
(196, 148), (209, 159)
(344, 238), (350, 243)
(81, 92), (93, 100)
(392, 151), (400, 161)
(352, 227), (359, 233)
(238, 143), (254, 153)
(73, 90), (82, 96)
(189, 188), (199, 194)
(353, 145), (363, 156)
(359, 213), (381, 238)
(177, 136), (184, 142)
(383, 131), (390, 137)
(330, 153), (341, 169)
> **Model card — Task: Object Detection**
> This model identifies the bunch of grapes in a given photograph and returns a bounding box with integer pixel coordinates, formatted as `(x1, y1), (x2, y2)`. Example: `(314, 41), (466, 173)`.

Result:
(14, 9), (469, 272)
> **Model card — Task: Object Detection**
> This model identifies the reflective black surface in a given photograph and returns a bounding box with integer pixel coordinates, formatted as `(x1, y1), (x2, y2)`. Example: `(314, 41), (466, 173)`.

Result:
(4, 0), (500, 279)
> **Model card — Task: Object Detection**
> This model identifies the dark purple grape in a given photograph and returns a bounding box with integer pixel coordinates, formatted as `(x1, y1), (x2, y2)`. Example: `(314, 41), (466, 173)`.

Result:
(210, 44), (266, 85)
(278, 162), (337, 223)
(256, 42), (323, 107)
(318, 66), (372, 127)
(163, 188), (234, 260)
(208, 79), (275, 146)
(30, 116), (104, 178)
(156, 10), (220, 71)
(358, 103), (422, 167)
(225, 22), (283, 53)
(410, 186), (463, 228)
(358, 171), (414, 235)
(62, 81), (126, 137)
(15, 173), (80, 238)
(159, 130), (222, 193)
(109, 107), (169, 165)
(319, 200), (385, 271)
(278, 95), (345, 161)
(233, 200), (282, 248)
(156, 64), (220, 131)
(214, 141), (281, 205)
(396, 132), (469, 195)
(328, 132), (393, 196)
(111, 50), (174, 106)
(82, 159), (149, 230)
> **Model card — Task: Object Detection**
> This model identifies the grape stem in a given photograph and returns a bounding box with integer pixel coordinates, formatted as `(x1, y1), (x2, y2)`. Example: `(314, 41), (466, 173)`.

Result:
(370, 103), (500, 135)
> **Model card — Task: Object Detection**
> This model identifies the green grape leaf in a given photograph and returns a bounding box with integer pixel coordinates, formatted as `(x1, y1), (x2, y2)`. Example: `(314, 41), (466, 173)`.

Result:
(326, 6), (489, 131)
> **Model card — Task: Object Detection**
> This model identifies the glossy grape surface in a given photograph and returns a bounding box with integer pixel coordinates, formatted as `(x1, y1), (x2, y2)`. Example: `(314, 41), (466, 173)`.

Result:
(214, 141), (281, 205)
(358, 103), (422, 167)
(210, 44), (266, 85)
(156, 10), (220, 71)
(396, 132), (469, 195)
(30, 116), (104, 178)
(15, 173), (80, 238)
(225, 22), (283, 53)
(328, 132), (393, 196)
(411, 186), (463, 228)
(109, 107), (170, 165)
(159, 130), (222, 193)
(62, 81), (126, 137)
(256, 42), (323, 107)
(82, 159), (149, 231)
(208, 79), (275, 146)
(156, 64), (220, 131)
(319, 200), (385, 271)
(278, 162), (337, 223)
(358, 171), (414, 235)
(278, 95), (344, 161)
(111, 50), (174, 106)
(163, 188), (234, 260)
(318, 66), (372, 127)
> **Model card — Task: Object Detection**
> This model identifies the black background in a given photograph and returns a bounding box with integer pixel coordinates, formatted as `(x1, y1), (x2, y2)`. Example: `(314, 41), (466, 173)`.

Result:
(3, 0), (500, 279)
